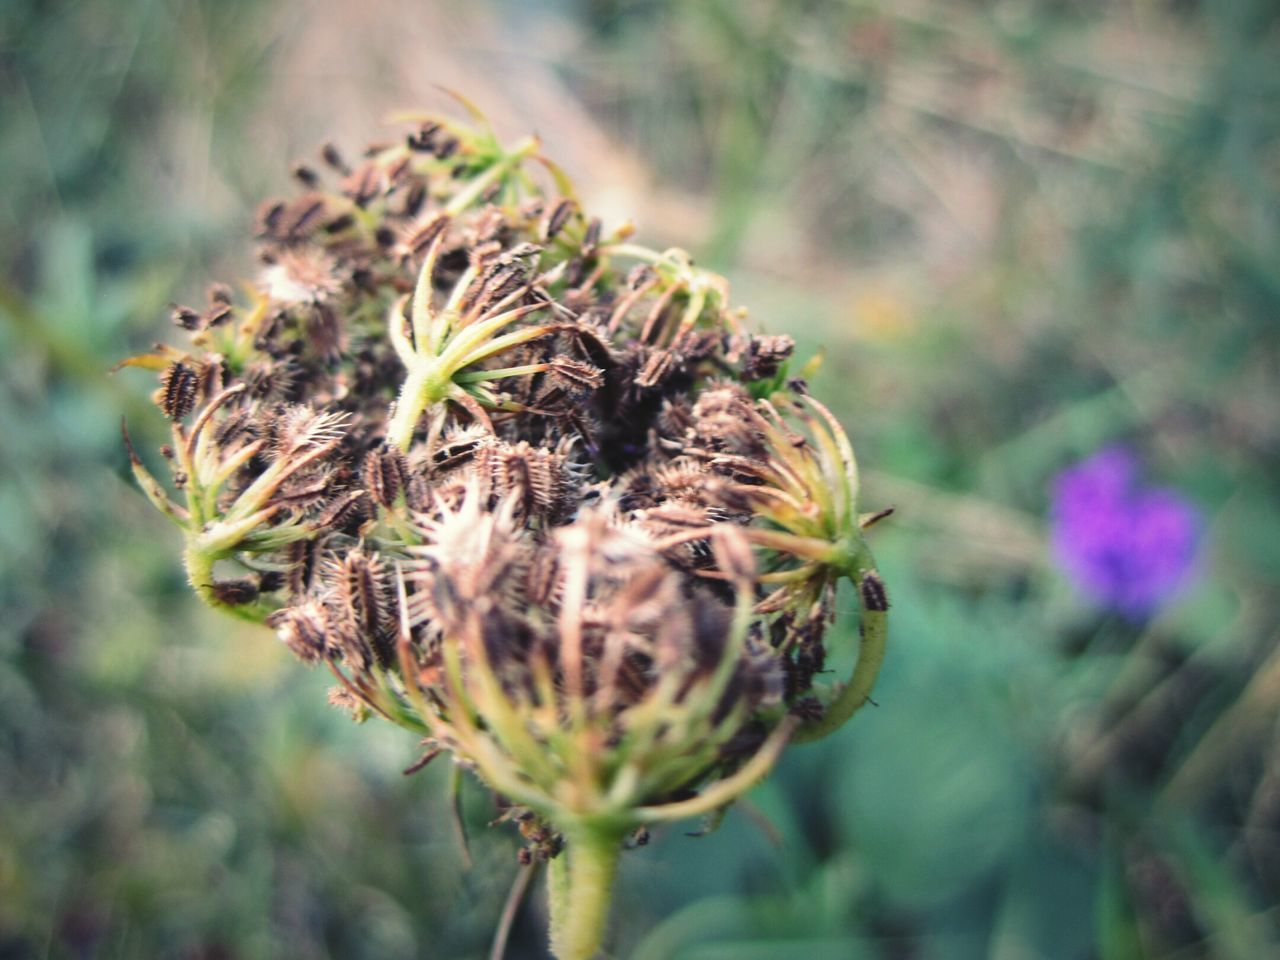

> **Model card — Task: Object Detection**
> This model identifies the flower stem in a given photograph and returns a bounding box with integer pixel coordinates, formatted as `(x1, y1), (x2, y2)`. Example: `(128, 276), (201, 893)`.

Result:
(182, 539), (271, 623)
(387, 363), (446, 452)
(445, 136), (540, 215)
(547, 827), (624, 960)
(793, 593), (887, 744)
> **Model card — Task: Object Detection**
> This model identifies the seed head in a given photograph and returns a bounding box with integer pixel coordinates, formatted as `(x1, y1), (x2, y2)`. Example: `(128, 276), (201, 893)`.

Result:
(123, 103), (892, 954)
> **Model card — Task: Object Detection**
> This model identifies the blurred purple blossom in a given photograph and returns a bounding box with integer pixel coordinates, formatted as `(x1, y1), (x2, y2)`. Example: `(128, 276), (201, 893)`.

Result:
(1050, 446), (1201, 620)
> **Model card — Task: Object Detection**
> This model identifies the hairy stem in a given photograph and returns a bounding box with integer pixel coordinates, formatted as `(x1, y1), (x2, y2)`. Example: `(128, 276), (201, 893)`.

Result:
(793, 595), (887, 744)
(446, 136), (540, 215)
(547, 827), (623, 960)
(182, 539), (271, 623)
(387, 363), (447, 452)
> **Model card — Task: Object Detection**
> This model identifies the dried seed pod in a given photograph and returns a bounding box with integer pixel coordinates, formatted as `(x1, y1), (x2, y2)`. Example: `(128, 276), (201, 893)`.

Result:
(315, 489), (371, 534)
(546, 357), (603, 392)
(326, 547), (394, 667)
(401, 213), (452, 262)
(740, 334), (794, 382)
(159, 362), (198, 420)
(543, 197), (576, 241)
(276, 192), (329, 242)
(254, 199), (286, 238)
(343, 162), (384, 208)
(268, 603), (331, 663)
(860, 572), (889, 612)
(362, 446), (408, 508)
(320, 141), (350, 174)
(285, 539), (319, 597)
(209, 578), (260, 606)
(291, 163), (319, 187)
(406, 122), (441, 152)
(170, 304), (202, 331)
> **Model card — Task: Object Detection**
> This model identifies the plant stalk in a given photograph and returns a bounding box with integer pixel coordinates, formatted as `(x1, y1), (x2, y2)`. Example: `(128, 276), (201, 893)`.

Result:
(547, 826), (624, 960)
(793, 601), (887, 744)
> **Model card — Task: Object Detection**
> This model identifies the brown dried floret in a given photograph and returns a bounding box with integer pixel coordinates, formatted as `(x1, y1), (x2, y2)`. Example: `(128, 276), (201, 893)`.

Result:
(739, 334), (795, 382)
(324, 547), (394, 667)
(209, 578), (260, 606)
(159, 361), (199, 420)
(542, 198), (576, 241)
(362, 445), (408, 508)
(269, 601), (331, 663)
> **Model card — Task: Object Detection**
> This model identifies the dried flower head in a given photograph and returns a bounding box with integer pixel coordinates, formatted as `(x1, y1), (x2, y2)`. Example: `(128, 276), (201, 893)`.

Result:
(123, 98), (891, 960)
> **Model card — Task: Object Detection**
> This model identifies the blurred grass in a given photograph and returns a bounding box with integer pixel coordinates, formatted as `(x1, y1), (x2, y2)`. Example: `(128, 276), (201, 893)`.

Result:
(3, 0), (1279, 957)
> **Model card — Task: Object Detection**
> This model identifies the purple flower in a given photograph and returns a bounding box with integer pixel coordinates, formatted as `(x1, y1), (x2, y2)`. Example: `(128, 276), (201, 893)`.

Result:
(1050, 446), (1201, 621)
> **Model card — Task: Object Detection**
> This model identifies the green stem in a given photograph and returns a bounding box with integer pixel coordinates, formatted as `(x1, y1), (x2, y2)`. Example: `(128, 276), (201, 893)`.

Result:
(387, 363), (447, 452)
(182, 539), (271, 623)
(184, 539), (220, 608)
(793, 589), (887, 744)
(547, 827), (624, 960)
(599, 243), (684, 269)
(445, 136), (540, 215)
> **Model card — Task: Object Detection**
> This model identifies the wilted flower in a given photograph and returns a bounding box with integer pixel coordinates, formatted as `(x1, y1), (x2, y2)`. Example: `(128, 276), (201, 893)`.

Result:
(1051, 446), (1201, 620)
(124, 99), (891, 959)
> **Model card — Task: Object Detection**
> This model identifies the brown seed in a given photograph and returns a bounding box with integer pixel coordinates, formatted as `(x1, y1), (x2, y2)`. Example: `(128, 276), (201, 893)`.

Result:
(543, 197), (576, 241)
(432, 136), (458, 160)
(203, 304), (234, 328)
(741, 334), (795, 382)
(430, 429), (486, 473)
(406, 123), (440, 152)
(243, 359), (297, 402)
(170, 304), (202, 331)
(330, 548), (393, 666)
(582, 217), (602, 255)
(159, 362), (198, 420)
(523, 546), (560, 607)
(636, 348), (679, 388)
(327, 686), (366, 719)
(385, 155), (412, 185)
(286, 539), (319, 597)
(323, 212), (356, 234)
(546, 357), (603, 391)
(291, 163), (319, 187)
(362, 446), (408, 508)
(254, 199), (286, 237)
(343, 162), (384, 208)
(320, 142), (350, 175)
(275, 470), (334, 510)
(860, 572), (889, 613)
(210, 578), (260, 606)
(196, 357), (226, 402)
(211, 407), (252, 447)
(279, 193), (328, 241)
(268, 602), (330, 663)
(315, 489), (371, 533)
(469, 260), (532, 317)
(565, 323), (613, 370)
(306, 303), (344, 362)
(400, 181), (427, 219)
(258, 571), (285, 593)
(402, 213), (452, 261)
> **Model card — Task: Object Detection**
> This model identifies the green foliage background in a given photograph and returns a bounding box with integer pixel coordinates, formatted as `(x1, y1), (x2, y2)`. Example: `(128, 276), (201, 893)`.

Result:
(2, 1), (1278, 957)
